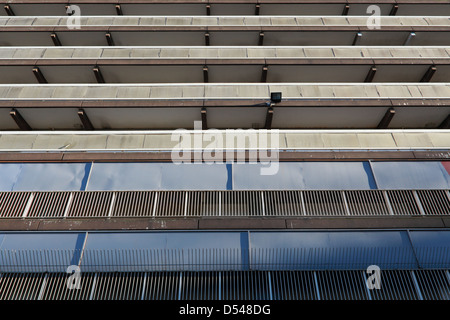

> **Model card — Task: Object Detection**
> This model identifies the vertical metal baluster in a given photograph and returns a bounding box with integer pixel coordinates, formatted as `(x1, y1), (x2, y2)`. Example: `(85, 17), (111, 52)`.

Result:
(383, 191), (394, 215)
(184, 192), (188, 218)
(152, 192), (158, 218)
(413, 190), (426, 216)
(410, 270), (424, 300)
(22, 193), (35, 218)
(260, 191), (265, 216)
(300, 191), (306, 216)
(89, 273), (97, 300)
(342, 191), (351, 216)
(313, 271), (321, 300)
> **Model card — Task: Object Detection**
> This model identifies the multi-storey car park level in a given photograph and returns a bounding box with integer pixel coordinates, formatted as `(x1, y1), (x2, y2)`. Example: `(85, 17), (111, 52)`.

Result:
(0, 0), (448, 301)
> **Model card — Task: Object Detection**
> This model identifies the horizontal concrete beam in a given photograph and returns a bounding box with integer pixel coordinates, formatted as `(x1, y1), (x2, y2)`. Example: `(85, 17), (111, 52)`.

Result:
(0, 46), (449, 61)
(3, 99), (449, 109)
(1, 16), (449, 28)
(0, 130), (448, 152)
(0, 84), (449, 101)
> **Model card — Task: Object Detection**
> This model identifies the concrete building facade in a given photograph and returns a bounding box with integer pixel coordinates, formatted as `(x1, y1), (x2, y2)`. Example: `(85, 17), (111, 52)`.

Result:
(0, 0), (449, 300)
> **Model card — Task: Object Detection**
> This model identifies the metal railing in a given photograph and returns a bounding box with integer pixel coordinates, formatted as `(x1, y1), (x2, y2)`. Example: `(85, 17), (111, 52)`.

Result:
(0, 247), (449, 273)
(0, 270), (449, 300)
(0, 190), (448, 219)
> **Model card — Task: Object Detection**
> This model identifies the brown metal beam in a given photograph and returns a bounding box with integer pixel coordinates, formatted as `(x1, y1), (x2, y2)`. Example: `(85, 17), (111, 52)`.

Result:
(0, 0), (445, 5)
(4, 5), (15, 16)
(342, 4), (350, 15)
(203, 66), (209, 83)
(264, 106), (274, 129)
(377, 108), (396, 129)
(261, 65), (268, 83)
(206, 4), (211, 16)
(32, 67), (48, 84)
(205, 32), (210, 46)
(438, 114), (450, 129)
(255, 4), (260, 15)
(93, 66), (105, 83)
(352, 32), (362, 46)
(390, 4), (399, 16)
(115, 4), (123, 15)
(10, 109), (32, 131)
(364, 66), (377, 83)
(258, 32), (264, 46)
(105, 33), (115, 46)
(77, 109), (94, 130)
(0, 216), (447, 232)
(420, 65), (437, 82)
(2, 150), (450, 163)
(404, 32), (415, 45)
(50, 33), (62, 46)
(201, 107), (207, 130)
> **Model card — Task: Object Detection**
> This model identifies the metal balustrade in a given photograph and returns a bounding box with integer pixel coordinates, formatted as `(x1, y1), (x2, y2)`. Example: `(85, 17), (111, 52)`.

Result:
(186, 191), (221, 217)
(0, 190), (448, 219)
(263, 191), (304, 216)
(417, 190), (450, 216)
(112, 191), (156, 218)
(0, 270), (448, 300)
(1, 247), (449, 273)
(316, 270), (368, 300)
(0, 242), (448, 300)
(414, 269), (450, 300)
(27, 192), (71, 218)
(303, 191), (348, 216)
(0, 192), (30, 218)
(41, 271), (97, 301)
(91, 271), (147, 300)
(386, 190), (422, 215)
(270, 270), (317, 300)
(155, 191), (186, 217)
(368, 270), (420, 300)
(67, 191), (113, 218)
(0, 273), (47, 300)
(345, 190), (391, 216)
